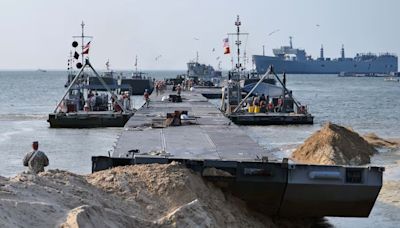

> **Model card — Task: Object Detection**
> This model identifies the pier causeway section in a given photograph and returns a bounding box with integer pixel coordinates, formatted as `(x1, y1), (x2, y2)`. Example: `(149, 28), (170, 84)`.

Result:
(113, 89), (269, 160)
(91, 88), (383, 217)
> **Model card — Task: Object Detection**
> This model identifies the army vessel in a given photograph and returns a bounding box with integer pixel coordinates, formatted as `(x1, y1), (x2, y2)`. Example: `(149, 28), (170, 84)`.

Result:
(222, 16), (313, 125)
(253, 37), (398, 74)
(185, 53), (222, 86)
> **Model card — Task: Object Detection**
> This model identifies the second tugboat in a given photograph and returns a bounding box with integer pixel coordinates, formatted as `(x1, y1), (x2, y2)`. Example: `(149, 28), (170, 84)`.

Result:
(221, 16), (313, 125)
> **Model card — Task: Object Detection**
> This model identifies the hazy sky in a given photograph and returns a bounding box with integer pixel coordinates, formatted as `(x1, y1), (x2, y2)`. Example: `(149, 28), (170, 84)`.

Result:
(0, 0), (398, 70)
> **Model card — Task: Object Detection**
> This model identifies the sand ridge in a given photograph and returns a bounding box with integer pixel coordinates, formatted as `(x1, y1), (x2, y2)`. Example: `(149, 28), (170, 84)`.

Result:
(0, 163), (325, 227)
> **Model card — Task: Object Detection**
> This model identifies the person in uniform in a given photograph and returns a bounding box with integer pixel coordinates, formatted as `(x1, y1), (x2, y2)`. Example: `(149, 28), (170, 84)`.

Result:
(143, 89), (150, 108)
(23, 141), (49, 174)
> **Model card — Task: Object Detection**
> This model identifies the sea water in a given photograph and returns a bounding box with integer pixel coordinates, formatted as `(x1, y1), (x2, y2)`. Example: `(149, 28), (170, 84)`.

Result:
(0, 71), (399, 176)
(0, 70), (181, 176)
(0, 70), (399, 226)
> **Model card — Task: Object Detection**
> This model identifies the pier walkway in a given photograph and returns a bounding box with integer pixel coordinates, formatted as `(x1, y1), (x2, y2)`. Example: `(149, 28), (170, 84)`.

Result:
(113, 89), (269, 160)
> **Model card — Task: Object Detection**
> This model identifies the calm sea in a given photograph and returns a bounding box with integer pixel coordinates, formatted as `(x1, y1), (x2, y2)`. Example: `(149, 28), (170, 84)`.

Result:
(0, 70), (399, 226)
(0, 71), (399, 177)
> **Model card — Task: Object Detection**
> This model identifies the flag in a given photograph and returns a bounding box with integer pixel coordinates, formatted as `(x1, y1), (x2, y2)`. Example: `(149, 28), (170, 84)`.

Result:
(82, 41), (91, 54)
(105, 59), (110, 69)
(223, 38), (230, 54)
(74, 51), (79, 59)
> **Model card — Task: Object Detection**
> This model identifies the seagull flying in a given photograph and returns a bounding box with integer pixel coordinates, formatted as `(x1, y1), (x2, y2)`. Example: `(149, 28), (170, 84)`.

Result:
(268, 29), (280, 36)
(155, 55), (162, 61)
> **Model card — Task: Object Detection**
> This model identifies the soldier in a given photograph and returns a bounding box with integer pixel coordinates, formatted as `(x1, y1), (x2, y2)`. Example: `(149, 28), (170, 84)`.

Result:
(23, 141), (49, 174)
(143, 89), (150, 108)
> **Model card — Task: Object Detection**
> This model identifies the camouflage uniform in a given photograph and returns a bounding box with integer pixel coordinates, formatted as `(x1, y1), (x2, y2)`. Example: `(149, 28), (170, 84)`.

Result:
(23, 150), (49, 174)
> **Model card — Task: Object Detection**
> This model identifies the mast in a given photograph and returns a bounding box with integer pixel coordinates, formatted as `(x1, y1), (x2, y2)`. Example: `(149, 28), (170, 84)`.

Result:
(67, 51), (73, 71)
(227, 15), (248, 72)
(235, 15), (241, 70)
(72, 21), (93, 66)
(135, 55), (138, 73)
(81, 21), (84, 63)
(341, 44), (345, 59)
(289, 36), (293, 48)
(320, 44), (324, 59)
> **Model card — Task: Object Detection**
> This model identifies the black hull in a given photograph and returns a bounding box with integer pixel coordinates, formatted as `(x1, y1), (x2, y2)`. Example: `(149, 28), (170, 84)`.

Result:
(47, 113), (133, 128)
(120, 79), (154, 95)
(229, 113), (314, 125)
(91, 156), (383, 217)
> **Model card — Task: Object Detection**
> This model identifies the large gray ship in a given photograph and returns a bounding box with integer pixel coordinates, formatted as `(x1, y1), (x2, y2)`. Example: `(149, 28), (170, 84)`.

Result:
(253, 37), (398, 74)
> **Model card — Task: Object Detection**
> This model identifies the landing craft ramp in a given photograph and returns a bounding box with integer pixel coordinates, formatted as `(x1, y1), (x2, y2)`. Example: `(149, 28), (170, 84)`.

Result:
(92, 89), (383, 217)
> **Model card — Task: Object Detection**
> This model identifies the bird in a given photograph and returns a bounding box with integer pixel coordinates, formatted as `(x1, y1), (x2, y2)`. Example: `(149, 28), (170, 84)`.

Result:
(316, 24), (320, 27)
(155, 55), (162, 61)
(193, 37), (199, 40)
(268, 29), (280, 36)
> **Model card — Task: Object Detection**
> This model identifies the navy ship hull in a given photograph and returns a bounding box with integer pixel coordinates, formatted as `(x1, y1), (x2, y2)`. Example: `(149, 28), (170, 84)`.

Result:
(253, 55), (398, 74)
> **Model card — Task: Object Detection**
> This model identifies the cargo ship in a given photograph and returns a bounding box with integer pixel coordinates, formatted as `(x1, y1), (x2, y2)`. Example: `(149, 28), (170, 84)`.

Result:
(253, 37), (398, 74)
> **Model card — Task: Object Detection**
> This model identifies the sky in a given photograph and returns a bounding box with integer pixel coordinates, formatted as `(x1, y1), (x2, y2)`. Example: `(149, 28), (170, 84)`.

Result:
(0, 0), (398, 70)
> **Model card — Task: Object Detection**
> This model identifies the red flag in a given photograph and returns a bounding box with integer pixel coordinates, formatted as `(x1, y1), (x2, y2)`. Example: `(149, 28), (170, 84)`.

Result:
(223, 38), (230, 54)
(82, 41), (91, 54)
(224, 46), (230, 55)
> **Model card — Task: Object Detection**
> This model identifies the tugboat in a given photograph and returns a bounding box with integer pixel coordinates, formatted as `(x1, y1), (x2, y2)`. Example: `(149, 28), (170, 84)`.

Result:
(48, 22), (134, 128)
(221, 16), (313, 125)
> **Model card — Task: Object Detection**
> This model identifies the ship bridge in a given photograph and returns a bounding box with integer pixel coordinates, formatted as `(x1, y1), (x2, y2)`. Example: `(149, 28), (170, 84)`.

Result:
(273, 37), (307, 61)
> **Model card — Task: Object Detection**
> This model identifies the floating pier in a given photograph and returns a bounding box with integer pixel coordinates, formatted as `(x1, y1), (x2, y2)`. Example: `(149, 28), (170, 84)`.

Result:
(92, 88), (383, 218)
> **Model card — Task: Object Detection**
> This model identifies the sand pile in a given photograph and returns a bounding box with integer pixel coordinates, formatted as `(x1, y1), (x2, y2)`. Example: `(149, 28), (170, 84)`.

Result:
(0, 170), (151, 228)
(0, 163), (323, 227)
(86, 162), (276, 227)
(291, 122), (377, 165)
(362, 133), (400, 149)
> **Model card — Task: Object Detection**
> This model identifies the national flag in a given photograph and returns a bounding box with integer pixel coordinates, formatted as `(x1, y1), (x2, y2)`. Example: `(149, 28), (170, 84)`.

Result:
(82, 41), (91, 55)
(223, 38), (230, 54)
(73, 51), (79, 59)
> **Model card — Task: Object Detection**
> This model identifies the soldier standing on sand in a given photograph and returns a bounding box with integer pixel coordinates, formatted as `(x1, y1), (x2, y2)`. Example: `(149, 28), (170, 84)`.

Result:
(23, 141), (49, 174)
